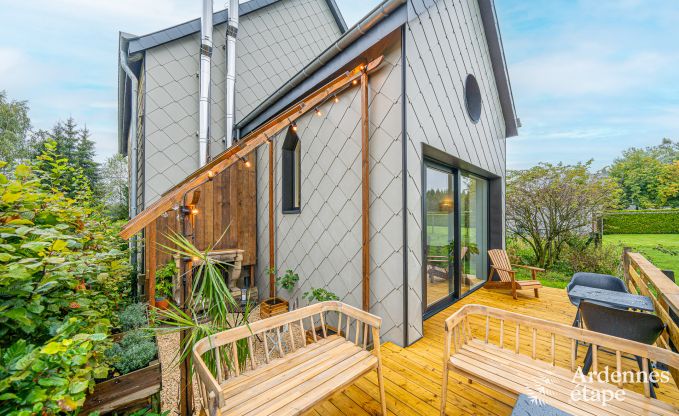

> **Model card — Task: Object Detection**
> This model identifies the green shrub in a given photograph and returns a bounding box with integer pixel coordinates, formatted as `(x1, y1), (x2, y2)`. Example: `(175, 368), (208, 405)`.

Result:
(0, 144), (130, 414)
(562, 242), (622, 276)
(119, 303), (148, 332)
(303, 288), (339, 303)
(603, 209), (679, 234)
(106, 330), (157, 375)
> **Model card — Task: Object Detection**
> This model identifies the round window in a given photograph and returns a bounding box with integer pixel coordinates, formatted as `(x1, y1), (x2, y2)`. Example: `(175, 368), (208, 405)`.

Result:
(464, 74), (482, 123)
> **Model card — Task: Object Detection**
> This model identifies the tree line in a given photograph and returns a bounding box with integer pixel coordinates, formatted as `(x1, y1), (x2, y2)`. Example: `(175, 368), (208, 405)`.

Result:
(0, 91), (128, 220)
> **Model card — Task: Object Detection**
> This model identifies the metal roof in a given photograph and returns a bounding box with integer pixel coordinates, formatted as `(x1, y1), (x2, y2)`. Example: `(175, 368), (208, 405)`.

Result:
(127, 0), (347, 55)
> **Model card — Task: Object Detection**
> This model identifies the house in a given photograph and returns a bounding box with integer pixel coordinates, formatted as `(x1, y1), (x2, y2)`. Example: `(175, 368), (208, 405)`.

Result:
(118, 0), (518, 347)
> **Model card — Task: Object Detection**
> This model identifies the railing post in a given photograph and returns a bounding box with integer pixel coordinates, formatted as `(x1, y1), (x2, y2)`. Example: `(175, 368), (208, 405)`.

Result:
(622, 247), (631, 287)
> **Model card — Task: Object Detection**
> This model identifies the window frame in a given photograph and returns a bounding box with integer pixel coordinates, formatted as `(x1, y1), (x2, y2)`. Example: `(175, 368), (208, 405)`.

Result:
(281, 127), (301, 214)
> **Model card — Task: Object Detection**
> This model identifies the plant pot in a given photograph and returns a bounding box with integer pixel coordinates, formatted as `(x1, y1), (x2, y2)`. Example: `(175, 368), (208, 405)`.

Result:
(259, 297), (288, 318)
(155, 297), (169, 310)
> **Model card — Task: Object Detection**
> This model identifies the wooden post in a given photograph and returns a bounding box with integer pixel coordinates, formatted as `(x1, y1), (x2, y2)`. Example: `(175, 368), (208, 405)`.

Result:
(145, 224), (157, 307)
(179, 210), (194, 416)
(269, 140), (275, 297)
(622, 246), (631, 287)
(361, 71), (370, 312)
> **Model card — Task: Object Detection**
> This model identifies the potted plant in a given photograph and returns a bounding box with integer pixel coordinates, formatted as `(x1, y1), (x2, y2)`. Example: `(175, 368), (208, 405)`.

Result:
(260, 269), (299, 318)
(154, 261), (177, 310)
(302, 287), (340, 342)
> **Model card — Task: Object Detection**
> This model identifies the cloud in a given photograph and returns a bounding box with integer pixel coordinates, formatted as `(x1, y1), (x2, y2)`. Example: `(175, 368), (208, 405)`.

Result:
(511, 49), (668, 98)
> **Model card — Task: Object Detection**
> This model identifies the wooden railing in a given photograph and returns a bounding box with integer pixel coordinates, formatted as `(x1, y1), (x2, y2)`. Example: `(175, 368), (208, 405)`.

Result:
(623, 249), (679, 386)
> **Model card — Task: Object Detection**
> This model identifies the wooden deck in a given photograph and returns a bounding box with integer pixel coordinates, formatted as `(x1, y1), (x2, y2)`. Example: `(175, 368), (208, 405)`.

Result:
(304, 286), (679, 415)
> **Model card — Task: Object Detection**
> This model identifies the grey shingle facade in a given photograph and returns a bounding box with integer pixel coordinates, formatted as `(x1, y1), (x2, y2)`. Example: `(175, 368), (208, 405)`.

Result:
(404, 0), (507, 343)
(141, 0), (342, 206)
(256, 41), (405, 344)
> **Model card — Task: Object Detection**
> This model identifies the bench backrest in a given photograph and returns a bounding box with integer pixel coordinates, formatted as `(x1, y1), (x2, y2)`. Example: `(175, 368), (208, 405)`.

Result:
(193, 301), (382, 410)
(443, 304), (679, 399)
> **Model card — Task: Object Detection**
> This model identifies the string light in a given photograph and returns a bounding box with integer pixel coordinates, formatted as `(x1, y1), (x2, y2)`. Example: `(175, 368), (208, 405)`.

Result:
(191, 207), (199, 215)
(240, 156), (251, 168)
(352, 79), (358, 86)
(333, 95), (340, 103)
(291, 122), (298, 132)
(315, 107), (322, 117)
(207, 170), (215, 180)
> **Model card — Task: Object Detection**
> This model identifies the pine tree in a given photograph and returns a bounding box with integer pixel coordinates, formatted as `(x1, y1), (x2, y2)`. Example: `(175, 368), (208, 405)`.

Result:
(75, 125), (100, 190)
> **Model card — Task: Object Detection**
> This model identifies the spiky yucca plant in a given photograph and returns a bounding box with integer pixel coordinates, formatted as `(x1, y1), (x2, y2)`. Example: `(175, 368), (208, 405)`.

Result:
(153, 229), (251, 375)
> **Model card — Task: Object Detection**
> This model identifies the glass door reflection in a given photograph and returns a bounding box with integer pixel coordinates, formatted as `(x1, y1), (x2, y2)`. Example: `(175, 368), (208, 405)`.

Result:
(459, 173), (488, 296)
(424, 165), (456, 308)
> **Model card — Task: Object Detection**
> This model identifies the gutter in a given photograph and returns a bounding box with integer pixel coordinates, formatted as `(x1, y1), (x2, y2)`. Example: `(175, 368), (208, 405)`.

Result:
(237, 0), (406, 132)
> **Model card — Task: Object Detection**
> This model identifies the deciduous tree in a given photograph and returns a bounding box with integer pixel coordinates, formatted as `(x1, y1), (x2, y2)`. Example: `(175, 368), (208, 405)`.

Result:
(506, 161), (620, 268)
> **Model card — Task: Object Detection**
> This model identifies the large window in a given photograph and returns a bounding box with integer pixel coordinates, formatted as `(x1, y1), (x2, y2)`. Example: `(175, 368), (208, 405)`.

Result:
(282, 127), (301, 213)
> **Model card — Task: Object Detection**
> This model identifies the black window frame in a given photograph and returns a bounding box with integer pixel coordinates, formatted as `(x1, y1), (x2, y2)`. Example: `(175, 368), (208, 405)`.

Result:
(281, 127), (301, 214)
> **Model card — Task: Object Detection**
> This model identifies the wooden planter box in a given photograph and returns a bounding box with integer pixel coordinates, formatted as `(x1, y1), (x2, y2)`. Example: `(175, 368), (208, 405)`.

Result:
(260, 297), (288, 318)
(81, 334), (161, 415)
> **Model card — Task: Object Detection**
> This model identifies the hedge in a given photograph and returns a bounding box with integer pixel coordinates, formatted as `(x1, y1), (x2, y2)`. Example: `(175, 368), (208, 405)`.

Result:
(602, 209), (679, 234)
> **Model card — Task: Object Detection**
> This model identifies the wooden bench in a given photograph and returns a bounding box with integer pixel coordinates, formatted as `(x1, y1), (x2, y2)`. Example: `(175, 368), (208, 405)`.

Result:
(193, 301), (386, 416)
(440, 304), (679, 416)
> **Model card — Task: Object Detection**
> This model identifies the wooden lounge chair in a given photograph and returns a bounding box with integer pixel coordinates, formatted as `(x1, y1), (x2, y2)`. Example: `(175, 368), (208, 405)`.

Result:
(484, 249), (543, 300)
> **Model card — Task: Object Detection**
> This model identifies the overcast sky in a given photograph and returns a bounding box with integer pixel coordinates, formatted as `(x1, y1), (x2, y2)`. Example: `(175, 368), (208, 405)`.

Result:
(0, 0), (678, 170)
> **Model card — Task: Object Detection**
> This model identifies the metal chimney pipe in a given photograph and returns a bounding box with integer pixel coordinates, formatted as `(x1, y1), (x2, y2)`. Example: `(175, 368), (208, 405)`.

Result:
(224, 0), (238, 148)
(198, 0), (214, 166)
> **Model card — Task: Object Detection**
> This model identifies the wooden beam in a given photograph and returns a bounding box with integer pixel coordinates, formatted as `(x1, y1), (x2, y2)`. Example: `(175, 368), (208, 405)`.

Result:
(145, 224), (157, 307)
(361, 70), (370, 312)
(268, 140), (275, 297)
(119, 56), (384, 241)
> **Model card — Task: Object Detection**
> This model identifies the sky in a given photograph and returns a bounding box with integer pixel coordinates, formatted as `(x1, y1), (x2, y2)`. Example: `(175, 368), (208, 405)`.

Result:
(0, 0), (678, 169)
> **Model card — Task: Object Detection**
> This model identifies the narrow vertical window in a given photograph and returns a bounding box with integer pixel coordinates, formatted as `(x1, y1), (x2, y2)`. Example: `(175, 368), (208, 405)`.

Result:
(282, 127), (301, 213)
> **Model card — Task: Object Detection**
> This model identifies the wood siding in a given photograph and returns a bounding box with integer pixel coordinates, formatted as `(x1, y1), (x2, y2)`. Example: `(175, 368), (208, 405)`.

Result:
(149, 153), (257, 270)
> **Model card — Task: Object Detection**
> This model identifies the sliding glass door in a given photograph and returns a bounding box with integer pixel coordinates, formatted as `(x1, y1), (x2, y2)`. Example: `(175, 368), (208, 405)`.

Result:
(423, 161), (489, 314)
(424, 164), (455, 309)
(459, 173), (488, 296)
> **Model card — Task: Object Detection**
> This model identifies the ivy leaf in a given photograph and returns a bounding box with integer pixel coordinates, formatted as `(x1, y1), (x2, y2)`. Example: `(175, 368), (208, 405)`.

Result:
(0, 253), (13, 262)
(21, 241), (51, 252)
(41, 342), (65, 355)
(68, 380), (89, 394)
(51, 239), (68, 251)
(14, 164), (31, 178)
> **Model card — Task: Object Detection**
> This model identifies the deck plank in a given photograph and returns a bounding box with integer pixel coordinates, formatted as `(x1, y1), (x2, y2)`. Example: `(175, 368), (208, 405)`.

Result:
(308, 286), (679, 415)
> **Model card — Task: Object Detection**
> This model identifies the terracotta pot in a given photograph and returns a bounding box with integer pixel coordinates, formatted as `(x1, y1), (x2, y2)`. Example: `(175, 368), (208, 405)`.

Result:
(155, 297), (169, 310)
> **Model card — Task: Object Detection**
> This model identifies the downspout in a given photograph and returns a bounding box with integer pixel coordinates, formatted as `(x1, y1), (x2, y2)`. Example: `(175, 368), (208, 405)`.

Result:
(199, 0), (214, 166)
(224, 0), (238, 147)
(119, 46), (139, 298)
(120, 48), (138, 219)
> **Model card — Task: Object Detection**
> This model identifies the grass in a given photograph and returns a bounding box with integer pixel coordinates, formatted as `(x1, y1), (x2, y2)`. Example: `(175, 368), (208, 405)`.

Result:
(603, 234), (679, 275)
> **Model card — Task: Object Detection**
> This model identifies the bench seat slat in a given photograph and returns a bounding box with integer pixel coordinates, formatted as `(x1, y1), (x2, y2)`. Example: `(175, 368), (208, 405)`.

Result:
(222, 336), (377, 415)
(221, 336), (346, 396)
(463, 340), (679, 415)
(450, 339), (678, 416)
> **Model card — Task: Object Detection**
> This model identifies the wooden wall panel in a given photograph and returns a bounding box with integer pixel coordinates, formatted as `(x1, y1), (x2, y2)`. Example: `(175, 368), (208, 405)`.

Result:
(150, 154), (257, 271)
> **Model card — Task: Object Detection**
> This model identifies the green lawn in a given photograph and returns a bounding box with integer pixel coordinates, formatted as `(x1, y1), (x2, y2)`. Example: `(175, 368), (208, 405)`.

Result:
(603, 234), (679, 275)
